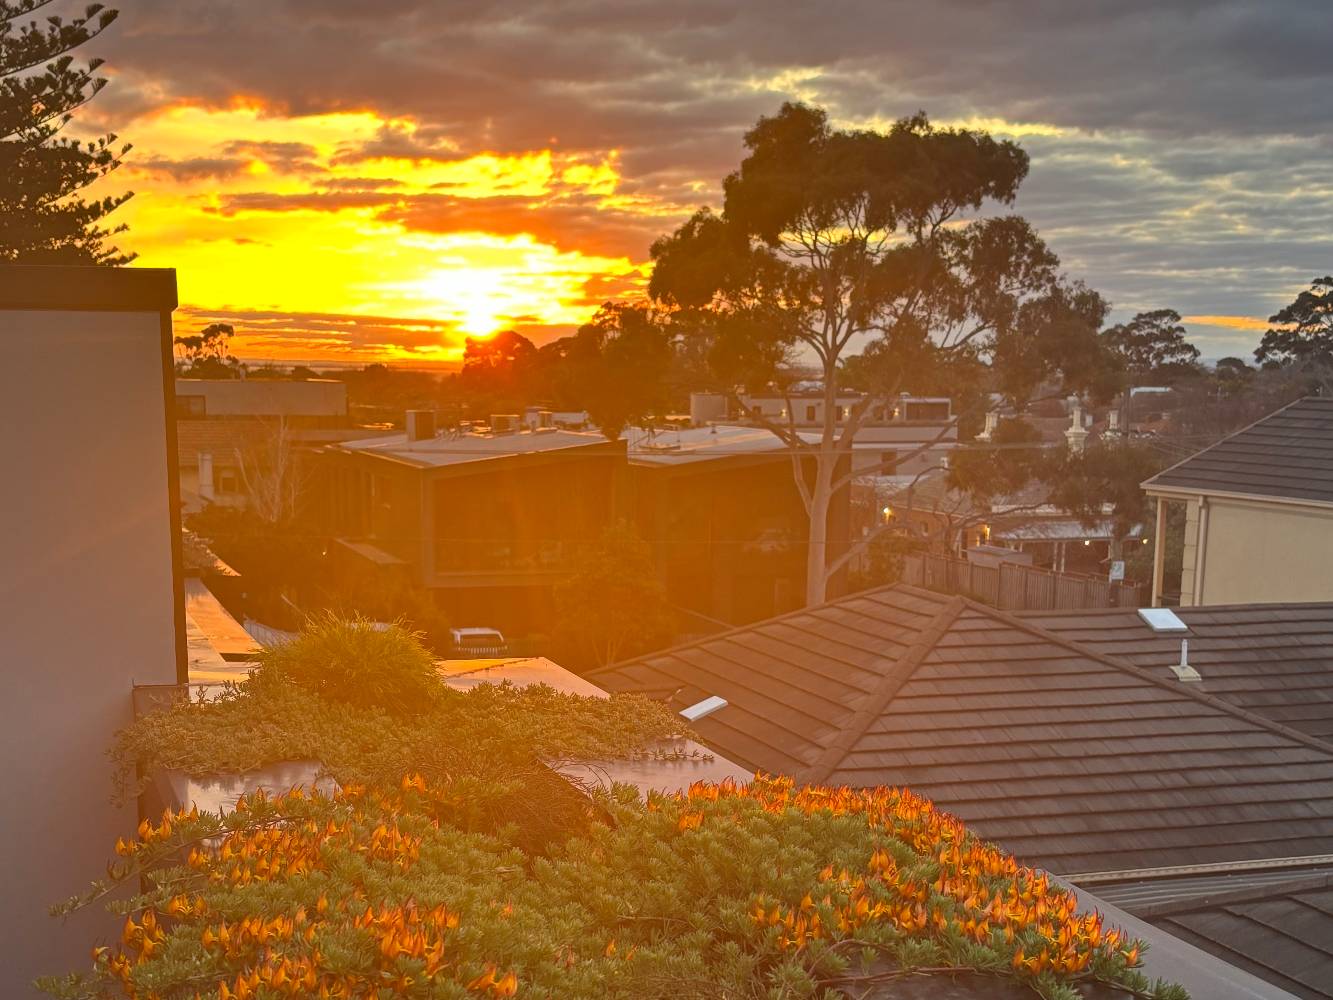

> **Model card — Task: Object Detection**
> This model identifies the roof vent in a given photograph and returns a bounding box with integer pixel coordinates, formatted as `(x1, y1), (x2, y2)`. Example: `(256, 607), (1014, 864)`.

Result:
(679, 695), (727, 722)
(1169, 638), (1202, 683)
(1138, 608), (1188, 632)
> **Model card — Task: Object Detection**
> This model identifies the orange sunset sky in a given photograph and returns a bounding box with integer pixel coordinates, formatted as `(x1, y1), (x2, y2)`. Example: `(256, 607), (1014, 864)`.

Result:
(81, 1), (1333, 367)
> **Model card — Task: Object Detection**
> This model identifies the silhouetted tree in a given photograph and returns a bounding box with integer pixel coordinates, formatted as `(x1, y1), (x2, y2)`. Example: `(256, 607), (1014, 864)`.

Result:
(551, 303), (672, 440)
(0, 0), (133, 263)
(175, 322), (242, 378)
(458, 330), (539, 406)
(648, 103), (1118, 604)
(1101, 309), (1200, 384)
(1256, 276), (1333, 370)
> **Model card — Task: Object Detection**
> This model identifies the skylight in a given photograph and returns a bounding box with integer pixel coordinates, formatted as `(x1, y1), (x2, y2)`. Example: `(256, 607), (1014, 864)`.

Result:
(1138, 608), (1188, 632)
(680, 695), (728, 722)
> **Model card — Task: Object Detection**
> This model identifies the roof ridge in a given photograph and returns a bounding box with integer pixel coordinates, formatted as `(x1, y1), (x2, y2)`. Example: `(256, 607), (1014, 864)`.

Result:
(799, 596), (966, 785)
(958, 597), (1333, 758)
(588, 581), (944, 678)
(1141, 395), (1319, 492)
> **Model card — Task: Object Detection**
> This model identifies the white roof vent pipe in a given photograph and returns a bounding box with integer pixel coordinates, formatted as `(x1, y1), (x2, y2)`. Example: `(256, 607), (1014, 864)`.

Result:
(1169, 638), (1202, 683)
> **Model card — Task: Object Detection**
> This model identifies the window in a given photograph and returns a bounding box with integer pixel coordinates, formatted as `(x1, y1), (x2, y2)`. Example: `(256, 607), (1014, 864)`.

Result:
(835, 406), (846, 421)
(880, 450), (898, 474)
(805, 405), (817, 422)
(214, 467), (240, 495)
(905, 401), (950, 421)
(750, 404), (763, 418)
(176, 394), (206, 418)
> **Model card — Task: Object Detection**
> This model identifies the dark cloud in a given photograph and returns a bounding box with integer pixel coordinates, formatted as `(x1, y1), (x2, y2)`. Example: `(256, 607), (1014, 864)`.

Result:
(315, 176), (408, 191)
(209, 189), (671, 259)
(133, 156), (246, 181)
(93, 0), (1333, 357)
(177, 305), (469, 357)
(220, 139), (321, 172)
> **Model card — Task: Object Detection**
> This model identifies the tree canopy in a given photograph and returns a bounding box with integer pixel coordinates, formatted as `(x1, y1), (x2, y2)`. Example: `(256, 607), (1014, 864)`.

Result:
(0, 0), (133, 264)
(174, 322), (242, 378)
(1101, 309), (1201, 384)
(553, 522), (672, 668)
(1256, 276), (1333, 369)
(647, 103), (1118, 603)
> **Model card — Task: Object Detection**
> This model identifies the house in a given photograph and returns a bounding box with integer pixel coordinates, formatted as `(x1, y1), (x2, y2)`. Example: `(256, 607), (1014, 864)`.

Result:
(1143, 397), (1333, 606)
(320, 420), (624, 632)
(593, 582), (1333, 998)
(735, 390), (958, 478)
(882, 470), (1141, 575)
(174, 377), (359, 514)
(0, 266), (186, 993)
(320, 419), (852, 635)
(626, 424), (850, 626)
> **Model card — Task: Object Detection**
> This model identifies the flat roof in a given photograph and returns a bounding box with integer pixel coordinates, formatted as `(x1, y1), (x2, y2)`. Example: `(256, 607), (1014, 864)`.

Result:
(336, 429), (613, 468)
(626, 424), (799, 465)
(439, 656), (753, 795)
(0, 265), (177, 312)
(184, 579), (260, 661)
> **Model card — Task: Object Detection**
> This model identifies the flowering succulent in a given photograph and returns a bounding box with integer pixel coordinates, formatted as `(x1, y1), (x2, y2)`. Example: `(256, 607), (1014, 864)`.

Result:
(43, 773), (1185, 1000)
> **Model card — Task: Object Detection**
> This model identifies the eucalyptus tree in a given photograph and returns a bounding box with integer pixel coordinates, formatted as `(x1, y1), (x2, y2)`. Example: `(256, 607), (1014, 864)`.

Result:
(0, 0), (133, 263)
(649, 103), (1114, 604)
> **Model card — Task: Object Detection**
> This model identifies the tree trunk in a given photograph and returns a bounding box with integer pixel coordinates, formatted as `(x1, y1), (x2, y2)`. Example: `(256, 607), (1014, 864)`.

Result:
(804, 453), (835, 606)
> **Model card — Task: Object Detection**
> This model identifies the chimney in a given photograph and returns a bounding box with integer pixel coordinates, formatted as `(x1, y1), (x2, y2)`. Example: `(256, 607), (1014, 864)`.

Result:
(1064, 397), (1089, 453)
(977, 410), (999, 442)
(1169, 639), (1202, 683)
(405, 410), (436, 441)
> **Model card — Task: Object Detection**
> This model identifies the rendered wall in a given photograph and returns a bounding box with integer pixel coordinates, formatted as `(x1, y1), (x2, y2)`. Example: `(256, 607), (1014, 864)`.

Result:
(175, 377), (346, 417)
(0, 307), (182, 992)
(1190, 496), (1333, 605)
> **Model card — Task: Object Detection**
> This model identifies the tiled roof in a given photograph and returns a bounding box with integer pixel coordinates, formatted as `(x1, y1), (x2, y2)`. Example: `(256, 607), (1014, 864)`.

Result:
(176, 419), (272, 467)
(1143, 396), (1333, 504)
(594, 583), (1333, 876)
(1095, 868), (1333, 1000)
(1022, 603), (1333, 744)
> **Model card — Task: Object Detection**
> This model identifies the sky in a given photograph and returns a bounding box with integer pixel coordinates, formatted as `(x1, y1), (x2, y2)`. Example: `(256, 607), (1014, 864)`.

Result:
(79, 0), (1333, 366)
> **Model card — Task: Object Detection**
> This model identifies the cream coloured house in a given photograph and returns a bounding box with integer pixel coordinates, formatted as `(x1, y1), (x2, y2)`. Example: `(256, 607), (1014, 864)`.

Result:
(1143, 397), (1333, 606)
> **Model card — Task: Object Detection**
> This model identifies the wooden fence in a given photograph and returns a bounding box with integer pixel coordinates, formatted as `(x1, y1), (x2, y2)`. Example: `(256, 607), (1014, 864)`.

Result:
(900, 553), (1143, 611)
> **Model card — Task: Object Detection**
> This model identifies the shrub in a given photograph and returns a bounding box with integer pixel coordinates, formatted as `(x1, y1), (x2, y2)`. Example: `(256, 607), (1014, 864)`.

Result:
(251, 612), (441, 714)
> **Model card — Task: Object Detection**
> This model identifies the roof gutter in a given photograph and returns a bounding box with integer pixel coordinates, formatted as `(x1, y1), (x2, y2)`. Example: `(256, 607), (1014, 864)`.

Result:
(1064, 852), (1333, 885)
(1143, 483), (1333, 513)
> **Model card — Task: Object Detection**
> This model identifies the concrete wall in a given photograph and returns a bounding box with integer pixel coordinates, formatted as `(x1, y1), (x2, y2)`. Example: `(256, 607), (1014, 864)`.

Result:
(1, 299), (182, 991)
(1189, 496), (1333, 605)
(175, 377), (346, 417)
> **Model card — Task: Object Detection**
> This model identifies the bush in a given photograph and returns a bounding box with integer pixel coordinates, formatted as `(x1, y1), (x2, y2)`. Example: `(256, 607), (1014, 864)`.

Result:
(251, 612), (442, 714)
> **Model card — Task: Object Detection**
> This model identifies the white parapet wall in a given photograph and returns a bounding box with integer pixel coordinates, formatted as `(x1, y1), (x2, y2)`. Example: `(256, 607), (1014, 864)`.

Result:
(0, 267), (185, 994)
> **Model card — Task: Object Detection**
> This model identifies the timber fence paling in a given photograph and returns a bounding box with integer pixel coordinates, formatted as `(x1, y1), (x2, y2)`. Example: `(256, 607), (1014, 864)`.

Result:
(899, 553), (1142, 611)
